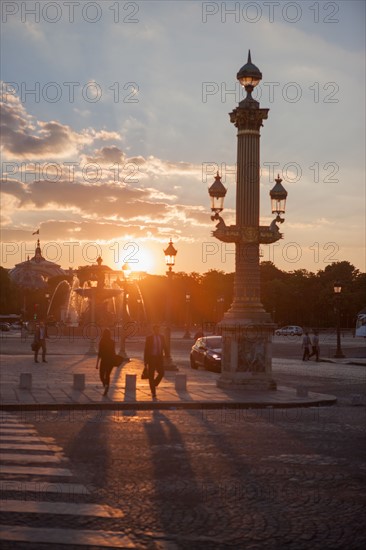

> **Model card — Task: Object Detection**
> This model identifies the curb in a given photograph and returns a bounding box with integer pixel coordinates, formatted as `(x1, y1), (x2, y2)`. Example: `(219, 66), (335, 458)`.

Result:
(320, 358), (366, 366)
(0, 396), (337, 412)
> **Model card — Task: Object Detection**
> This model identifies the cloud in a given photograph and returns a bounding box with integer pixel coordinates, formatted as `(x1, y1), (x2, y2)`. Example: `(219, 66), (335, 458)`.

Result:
(1, 102), (89, 160)
(85, 146), (125, 165)
(0, 88), (122, 160)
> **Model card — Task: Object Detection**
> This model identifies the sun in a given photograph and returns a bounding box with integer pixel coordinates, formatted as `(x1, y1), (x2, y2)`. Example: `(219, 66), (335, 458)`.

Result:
(105, 242), (156, 275)
(128, 245), (155, 274)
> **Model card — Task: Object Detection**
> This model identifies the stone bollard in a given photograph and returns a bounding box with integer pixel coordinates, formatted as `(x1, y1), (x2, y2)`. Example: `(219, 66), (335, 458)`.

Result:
(19, 373), (32, 390)
(125, 374), (137, 393)
(73, 374), (85, 391)
(296, 386), (308, 397)
(175, 374), (187, 391)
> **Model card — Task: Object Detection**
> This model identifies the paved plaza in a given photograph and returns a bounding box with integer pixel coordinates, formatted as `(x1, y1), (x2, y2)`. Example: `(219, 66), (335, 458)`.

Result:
(0, 332), (365, 548)
(1, 331), (364, 410)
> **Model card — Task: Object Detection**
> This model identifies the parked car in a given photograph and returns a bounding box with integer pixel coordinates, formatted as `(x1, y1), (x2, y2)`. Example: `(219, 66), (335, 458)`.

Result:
(9, 322), (23, 330)
(0, 322), (11, 332)
(190, 336), (222, 372)
(275, 325), (303, 336)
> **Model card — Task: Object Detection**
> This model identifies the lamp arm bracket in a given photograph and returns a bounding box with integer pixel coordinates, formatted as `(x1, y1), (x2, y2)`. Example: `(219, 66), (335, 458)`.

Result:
(259, 225), (283, 244)
(212, 222), (239, 243)
(212, 225), (262, 244)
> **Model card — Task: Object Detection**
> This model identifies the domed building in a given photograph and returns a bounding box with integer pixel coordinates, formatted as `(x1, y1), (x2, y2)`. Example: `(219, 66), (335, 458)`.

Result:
(9, 239), (66, 289)
(8, 239), (68, 322)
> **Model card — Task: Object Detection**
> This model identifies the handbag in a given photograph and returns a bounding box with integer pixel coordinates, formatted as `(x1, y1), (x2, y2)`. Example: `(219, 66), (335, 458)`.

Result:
(141, 365), (149, 379)
(31, 341), (39, 352)
(113, 354), (124, 367)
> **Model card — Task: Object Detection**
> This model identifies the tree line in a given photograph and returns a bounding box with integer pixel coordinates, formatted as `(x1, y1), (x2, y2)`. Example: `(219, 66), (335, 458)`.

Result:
(137, 261), (365, 330)
(1, 261), (365, 330)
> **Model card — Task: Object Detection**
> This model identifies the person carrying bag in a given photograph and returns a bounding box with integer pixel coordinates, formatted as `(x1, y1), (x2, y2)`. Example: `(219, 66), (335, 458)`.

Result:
(143, 325), (167, 399)
(96, 329), (116, 396)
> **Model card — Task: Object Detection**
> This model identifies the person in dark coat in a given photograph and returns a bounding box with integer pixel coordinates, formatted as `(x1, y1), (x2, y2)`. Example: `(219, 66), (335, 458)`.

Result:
(96, 329), (115, 396)
(309, 331), (320, 362)
(144, 325), (167, 399)
(33, 321), (48, 363)
(302, 331), (311, 361)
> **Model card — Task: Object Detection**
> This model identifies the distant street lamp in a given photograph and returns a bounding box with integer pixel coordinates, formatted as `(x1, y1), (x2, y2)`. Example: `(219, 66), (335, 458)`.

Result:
(183, 293), (191, 339)
(163, 238), (178, 370)
(334, 281), (345, 358)
(118, 262), (131, 360)
(208, 51), (288, 390)
(217, 296), (225, 324)
(164, 238), (178, 272)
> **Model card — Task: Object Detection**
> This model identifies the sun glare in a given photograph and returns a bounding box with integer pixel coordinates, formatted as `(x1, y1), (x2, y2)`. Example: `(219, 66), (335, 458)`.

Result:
(105, 243), (156, 276)
(129, 246), (155, 274)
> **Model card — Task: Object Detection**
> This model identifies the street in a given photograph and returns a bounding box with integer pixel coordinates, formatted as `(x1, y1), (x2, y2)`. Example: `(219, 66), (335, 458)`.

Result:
(0, 335), (365, 549)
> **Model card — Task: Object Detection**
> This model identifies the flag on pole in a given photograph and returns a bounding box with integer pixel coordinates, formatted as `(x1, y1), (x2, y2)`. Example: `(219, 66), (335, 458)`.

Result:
(32, 229), (39, 235)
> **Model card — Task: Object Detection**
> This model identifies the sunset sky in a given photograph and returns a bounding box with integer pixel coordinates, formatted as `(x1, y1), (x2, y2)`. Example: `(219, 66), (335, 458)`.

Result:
(1, 0), (365, 276)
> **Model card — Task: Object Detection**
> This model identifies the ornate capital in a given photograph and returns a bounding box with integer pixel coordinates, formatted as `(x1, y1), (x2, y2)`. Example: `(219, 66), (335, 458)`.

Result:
(229, 107), (269, 131)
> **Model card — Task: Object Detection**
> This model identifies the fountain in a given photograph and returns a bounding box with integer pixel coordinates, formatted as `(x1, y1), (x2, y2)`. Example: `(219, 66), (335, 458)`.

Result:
(73, 257), (122, 354)
(134, 282), (148, 335)
(46, 256), (149, 354)
(47, 279), (79, 326)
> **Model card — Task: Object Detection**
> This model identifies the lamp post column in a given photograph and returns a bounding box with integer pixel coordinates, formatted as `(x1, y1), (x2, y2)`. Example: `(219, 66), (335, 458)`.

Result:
(163, 239), (178, 370)
(183, 294), (191, 339)
(334, 282), (345, 358)
(209, 52), (287, 391)
(217, 296), (225, 324)
(164, 267), (178, 370)
(229, 106), (269, 318)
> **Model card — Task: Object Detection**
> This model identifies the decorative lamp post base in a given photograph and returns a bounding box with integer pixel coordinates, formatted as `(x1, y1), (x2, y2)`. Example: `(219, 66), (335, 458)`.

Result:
(217, 319), (277, 391)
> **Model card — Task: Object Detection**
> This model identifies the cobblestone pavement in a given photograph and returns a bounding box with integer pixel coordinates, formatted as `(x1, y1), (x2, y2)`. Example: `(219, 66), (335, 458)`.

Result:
(1, 404), (365, 548)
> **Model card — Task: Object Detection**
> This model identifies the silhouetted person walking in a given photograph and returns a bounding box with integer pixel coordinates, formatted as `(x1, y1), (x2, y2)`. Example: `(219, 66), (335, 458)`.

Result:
(33, 321), (48, 363)
(144, 325), (167, 399)
(302, 331), (311, 361)
(96, 329), (115, 396)
(309, 331), (320, 362)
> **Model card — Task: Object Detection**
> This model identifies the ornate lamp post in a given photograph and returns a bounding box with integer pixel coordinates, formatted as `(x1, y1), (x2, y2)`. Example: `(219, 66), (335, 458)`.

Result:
(118, 262), (131, 360)
(333, 281), (345, 358)
(217, 296), (225, 324)
(208, 51), (288, 390)
(163, 238), (178, 370)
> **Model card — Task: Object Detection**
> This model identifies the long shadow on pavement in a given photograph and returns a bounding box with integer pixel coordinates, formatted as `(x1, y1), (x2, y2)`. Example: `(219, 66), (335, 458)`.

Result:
(143, 410), (204, 540)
